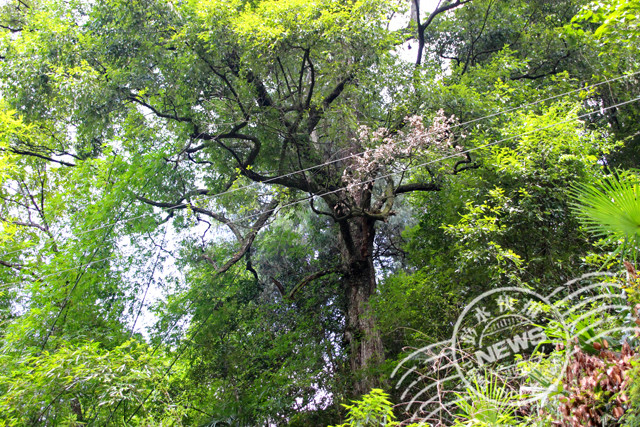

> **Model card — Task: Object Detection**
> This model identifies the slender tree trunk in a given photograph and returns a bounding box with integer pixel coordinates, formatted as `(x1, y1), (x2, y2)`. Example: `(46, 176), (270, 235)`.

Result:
(70, 398), (84, 424)
(338, 216), (384, 396)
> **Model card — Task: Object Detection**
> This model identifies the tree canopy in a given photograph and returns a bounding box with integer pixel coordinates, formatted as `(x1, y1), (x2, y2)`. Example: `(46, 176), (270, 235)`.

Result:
(0, 0), (639, 425)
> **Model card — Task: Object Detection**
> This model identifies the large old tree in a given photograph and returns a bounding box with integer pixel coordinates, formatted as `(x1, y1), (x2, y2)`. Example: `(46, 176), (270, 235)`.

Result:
(0, 0), (474, 396)
(2, 0), (638, 424)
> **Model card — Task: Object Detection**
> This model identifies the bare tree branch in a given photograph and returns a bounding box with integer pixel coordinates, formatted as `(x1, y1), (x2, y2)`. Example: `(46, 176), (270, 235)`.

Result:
(126, 95), (194, 124)
(416, 0), (473, 65)
(307, 74), (354, 133)
(272, 267), (341, 300)
(288, 268), (340, 299)
(453, 152), (479, 174)
(395, 182), (440, 194)
(136, 195), (243, 240)
(4, 147), (76, 167)
(0, 24), (22, 33)
(215, 199), (279, 274)
(0, 259), (23, 270)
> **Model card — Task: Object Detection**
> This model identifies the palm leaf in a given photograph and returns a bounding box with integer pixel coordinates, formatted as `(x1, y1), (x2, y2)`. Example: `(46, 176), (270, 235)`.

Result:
(571, 171), (640, 262)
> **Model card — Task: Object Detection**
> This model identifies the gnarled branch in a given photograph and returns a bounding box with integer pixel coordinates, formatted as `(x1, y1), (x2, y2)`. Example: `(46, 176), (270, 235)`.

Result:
(136, 195), (243, 240)
(395, 182), (440, 194)
(272, 267), (341, 300)
(214, 199), (279, 274)
(4, 147), (76, 167)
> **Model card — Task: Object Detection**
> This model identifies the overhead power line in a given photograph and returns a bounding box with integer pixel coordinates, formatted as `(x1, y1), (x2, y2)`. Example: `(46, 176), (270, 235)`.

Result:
(106, 92), (640, 425)
(20, 95), (640, 423)
(4, 94), (639, 289)
(101, 268), (243, 426)
(0, 71), (637, 261)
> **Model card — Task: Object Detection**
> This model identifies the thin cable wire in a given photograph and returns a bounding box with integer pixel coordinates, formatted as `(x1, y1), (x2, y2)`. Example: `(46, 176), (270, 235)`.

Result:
(38, 177), (151, 351)
(129, 230), (168, 337)
(4, 95), (638, 288)
(1, 71), (637, 261)
(68, 95), (640, 423)
(251, 95), (640, 221)
(13, 91), (636, 424)
(86, 296), (195, 425)
(101, 269), (243, 426)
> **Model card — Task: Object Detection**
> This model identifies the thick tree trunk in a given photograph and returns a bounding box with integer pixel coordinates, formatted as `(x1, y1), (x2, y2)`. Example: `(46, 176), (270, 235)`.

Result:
(338, 216), (385, 396)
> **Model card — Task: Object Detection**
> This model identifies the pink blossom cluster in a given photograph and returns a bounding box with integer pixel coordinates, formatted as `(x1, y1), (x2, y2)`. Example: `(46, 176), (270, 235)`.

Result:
(342, 110), (457, 197)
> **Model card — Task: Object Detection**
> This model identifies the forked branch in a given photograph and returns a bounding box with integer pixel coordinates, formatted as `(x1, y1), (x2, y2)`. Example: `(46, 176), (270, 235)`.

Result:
(272, 267), (341, 300)
(212, 199), (279, 274)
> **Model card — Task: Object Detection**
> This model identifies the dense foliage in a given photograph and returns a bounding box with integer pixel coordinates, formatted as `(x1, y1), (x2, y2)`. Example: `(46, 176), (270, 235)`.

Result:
(0, 0), (639, 425)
